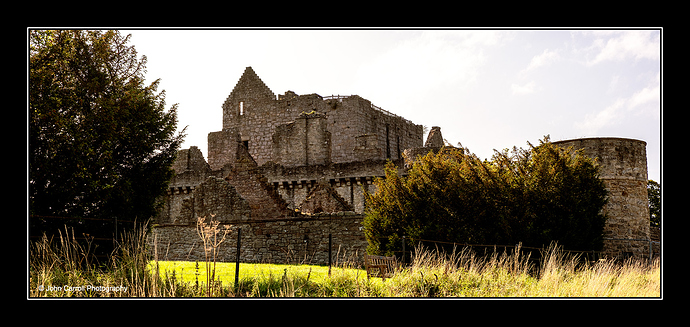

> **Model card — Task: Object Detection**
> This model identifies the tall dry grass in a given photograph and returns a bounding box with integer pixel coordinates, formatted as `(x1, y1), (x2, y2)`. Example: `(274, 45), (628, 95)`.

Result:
(29, 225), (660, 298)
(217, 243), (659, 297)
(29, 222), (179, 297)
(377, 243), (660, 297)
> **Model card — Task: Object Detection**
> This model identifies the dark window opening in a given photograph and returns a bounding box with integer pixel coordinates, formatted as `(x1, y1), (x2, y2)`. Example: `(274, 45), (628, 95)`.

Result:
(385, 124), (391, 159)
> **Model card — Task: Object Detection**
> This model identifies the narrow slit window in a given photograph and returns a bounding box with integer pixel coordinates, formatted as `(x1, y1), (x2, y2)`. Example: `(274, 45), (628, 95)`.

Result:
(239, 101), (244, 115)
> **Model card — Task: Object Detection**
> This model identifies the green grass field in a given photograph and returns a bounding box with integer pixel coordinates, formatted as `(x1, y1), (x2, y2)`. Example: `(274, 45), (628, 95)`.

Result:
(151, 261), (364, 287)
(146, 245), (660, 297)
(149, 260), (381, 297)
(30, 228), (660, 298)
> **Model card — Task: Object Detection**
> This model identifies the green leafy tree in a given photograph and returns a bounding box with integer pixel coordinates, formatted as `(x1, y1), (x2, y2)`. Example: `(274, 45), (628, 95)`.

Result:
(647, 180), (661, 228)
(29, 30), (185, 242)
(363, 137), (608, 256)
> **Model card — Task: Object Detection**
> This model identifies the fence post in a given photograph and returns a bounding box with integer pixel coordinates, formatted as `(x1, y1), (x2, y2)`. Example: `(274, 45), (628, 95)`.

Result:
(648, 239), (652, 265)
(235, 227), (241, 289)
(328, 233), (332, 277)
(402, 236), (406, 266)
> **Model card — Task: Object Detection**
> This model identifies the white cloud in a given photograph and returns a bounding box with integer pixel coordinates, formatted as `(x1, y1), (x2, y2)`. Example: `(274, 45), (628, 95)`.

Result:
(356, 31), (503, 86)
(629, 82), (660, 111)
(576, 98), (626, 134)
(511, 81), (537, 95)
(352, 30), (509, 113)
(521, 48), (560, 74)
(575, 72), (660, 134)
(585, 30), (660, 66)
(607, 75), (620, 94)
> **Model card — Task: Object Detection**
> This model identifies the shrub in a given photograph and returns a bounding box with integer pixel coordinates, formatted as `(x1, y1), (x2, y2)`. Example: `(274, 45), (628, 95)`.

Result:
(363, 136), (608, 256)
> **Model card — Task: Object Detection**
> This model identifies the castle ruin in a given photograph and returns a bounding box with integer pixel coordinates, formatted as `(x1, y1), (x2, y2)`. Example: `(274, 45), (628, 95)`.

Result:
(152, 67), (653, 264)
(159, 66), (425, 224)
(552, 138), (653, 259)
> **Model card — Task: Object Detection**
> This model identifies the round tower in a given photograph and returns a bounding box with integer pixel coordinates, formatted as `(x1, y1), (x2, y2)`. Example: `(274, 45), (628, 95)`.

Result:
(552, 137), (650, 259)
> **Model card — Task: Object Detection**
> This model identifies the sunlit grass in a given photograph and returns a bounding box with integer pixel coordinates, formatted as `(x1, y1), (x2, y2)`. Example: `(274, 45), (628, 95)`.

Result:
(30, 227), (660, 297)
(148, 244), (660, 297)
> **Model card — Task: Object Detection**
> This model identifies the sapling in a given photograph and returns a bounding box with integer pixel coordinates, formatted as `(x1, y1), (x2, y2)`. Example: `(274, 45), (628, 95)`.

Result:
(195, 215), (232, 296)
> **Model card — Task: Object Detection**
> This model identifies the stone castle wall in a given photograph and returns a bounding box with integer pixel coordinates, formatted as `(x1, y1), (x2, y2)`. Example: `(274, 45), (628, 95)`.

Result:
(272, 111), (331, 167)
(208, 129), (240, 171)
(200, 66), (423, 219)
(553, 137), (650, 258)
(155, 67), (655, 264)
(150, 214), (367, 266)
(258, 158), (402, 214)
(216, 67), (423, 169)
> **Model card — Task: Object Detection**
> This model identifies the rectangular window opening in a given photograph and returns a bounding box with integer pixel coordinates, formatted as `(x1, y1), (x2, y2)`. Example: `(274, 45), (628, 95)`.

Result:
(239, 101), (244, 115)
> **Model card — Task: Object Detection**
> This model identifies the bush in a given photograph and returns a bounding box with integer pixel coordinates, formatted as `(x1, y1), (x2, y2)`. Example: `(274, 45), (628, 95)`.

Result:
(363, 136), (608, 256)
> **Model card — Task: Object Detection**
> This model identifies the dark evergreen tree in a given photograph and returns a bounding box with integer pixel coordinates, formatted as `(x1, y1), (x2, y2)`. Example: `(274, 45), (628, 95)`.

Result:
(29, 30), (185, 250)
(363, 137), (608, 256)
(647, 180), (661, 228)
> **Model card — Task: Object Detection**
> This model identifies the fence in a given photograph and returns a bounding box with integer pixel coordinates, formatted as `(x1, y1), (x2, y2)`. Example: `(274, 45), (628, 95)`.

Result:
(29, 215), (145, 259)
(149, 214), (368, 267)
(602, 238), (661, 263)
(379, 236), (661, 267)
(31, 213), (662, 269)
(322, 94), (414, 125)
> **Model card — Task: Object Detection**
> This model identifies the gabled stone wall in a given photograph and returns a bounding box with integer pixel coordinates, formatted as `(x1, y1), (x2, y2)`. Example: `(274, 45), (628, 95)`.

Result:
(215, 67), (423, 167)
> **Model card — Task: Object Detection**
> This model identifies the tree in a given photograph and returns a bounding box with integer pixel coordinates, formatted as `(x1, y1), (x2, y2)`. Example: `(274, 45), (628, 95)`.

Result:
(363, 137), (608, 256)
(29, 30), (185, 243)
(648, 180), (661, 228)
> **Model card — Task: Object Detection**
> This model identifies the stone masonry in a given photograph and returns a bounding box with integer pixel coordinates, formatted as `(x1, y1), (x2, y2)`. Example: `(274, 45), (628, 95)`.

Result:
(553, 137), (651, 259)
(153, 67), (426, 265)
(152, 67), (654, 264)
(172, 66), (424, 220)
(212, 67), (423, 170)
(151, 213), (367, 265)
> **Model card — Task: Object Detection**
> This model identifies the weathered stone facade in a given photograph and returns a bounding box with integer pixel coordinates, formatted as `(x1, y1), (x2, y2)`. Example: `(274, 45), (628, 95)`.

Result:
(161, 67), (423, 223)
(424, 126), (444, 148)
(151, 213), (366, 265)
(152, 67), (654, 265)
(298, 181), (354, 215)
(553, 137), (651, 259)
(153, 67), (426, 265)
(153, 141), (369, 265)
(271, 111), (332, 167)
(216, 67), (423, 169)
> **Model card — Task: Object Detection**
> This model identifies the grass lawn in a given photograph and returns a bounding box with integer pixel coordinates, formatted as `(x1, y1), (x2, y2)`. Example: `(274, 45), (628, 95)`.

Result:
(148, 260), (379, 297)
(147, 245), (660, 297)
(151, 260), (363, 285)
(31, 224), (659, 298)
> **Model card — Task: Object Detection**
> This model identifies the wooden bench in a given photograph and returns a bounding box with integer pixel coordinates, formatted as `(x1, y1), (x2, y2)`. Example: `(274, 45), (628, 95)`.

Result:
(364, 255), (398, 281)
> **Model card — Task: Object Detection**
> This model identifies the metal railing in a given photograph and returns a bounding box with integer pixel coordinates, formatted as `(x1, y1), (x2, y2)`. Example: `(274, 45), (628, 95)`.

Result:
(323, 94), (415, 125)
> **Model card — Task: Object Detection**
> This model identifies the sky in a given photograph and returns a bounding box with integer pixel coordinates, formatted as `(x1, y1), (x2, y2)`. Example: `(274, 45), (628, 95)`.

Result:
(122, 29), (661, 183)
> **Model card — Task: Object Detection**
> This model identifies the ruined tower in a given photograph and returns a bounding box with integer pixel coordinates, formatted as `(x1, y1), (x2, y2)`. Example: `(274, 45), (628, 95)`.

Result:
(208, 67), (423, 171)
(553, 137), (650, 259)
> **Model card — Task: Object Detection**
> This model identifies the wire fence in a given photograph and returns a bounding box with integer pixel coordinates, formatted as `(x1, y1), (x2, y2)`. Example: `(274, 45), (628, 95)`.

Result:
(322, 94), (415, 125)
(379, 235), (661, 266)
(29, 214), (661, 267)
(29, 214), (146, 258)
